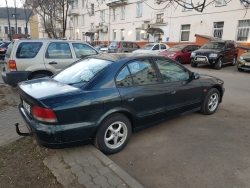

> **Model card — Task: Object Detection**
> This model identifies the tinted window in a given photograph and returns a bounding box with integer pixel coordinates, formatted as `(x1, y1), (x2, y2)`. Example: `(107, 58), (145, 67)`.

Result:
(53, 58), (112, 85)
(122, 42), (127, 47)
(192, 45), (200, 50)
(155, 59), (190, 82)
(200, 42), (225, 50)
(116, 66), (133, 87)
(127, 60), (159, 85)
(160, 44), (166, 50)
(153, 44), (159, 50)
(1, 42), (10, 47)
(16, 42), (43, 58)
(46, 42), (72, 59)
(184, 46), (193, 51)
(127, 43), (133, 48)
(72, 43), (97, 58)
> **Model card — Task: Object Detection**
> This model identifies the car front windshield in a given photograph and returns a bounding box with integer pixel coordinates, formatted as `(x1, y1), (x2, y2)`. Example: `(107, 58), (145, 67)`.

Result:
(110, 42), (118, 47)
(200, 42), (225, 50)
(53, 58), (112, 85)
(141, 44), (154, 50)
(167, 45), (185, 52)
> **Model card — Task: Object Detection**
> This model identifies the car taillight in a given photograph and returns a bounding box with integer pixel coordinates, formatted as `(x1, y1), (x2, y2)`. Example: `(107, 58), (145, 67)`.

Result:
(9, 60), (17, 71)
(117, 42), (121, 49)
(32, 106), (58, 123)
(0, 48), (6, 51)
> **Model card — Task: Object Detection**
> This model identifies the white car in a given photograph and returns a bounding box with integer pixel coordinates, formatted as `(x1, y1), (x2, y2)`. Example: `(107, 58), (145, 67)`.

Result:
(132, 43), (170, 55)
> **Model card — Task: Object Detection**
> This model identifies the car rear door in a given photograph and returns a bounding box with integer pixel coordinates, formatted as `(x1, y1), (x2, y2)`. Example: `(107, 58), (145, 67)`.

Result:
(151, 44), (160, 55)
(71, 42), (98, 60)
(116, 58), (166, 127)
(153, 57), (203, 118)
(43, 42), (75, 73)
(160, 44), (167, 53)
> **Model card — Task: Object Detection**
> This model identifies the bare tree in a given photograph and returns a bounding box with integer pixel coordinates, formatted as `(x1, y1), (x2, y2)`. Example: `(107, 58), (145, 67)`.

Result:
(4, 0), (12, 41)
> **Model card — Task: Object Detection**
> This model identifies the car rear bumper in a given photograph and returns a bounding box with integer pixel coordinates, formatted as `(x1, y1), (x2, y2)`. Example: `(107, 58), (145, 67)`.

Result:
(1, 68), (31, 86)
(18, 104), (94, 149)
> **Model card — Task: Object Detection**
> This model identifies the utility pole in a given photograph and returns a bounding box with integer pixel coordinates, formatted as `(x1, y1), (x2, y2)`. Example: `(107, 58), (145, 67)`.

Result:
(5, 0), (12, 41)
(14, 0), (17, 34)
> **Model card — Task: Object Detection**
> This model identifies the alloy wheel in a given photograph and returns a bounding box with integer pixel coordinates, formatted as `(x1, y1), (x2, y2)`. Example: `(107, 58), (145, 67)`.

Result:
(208, 93), (219, 112)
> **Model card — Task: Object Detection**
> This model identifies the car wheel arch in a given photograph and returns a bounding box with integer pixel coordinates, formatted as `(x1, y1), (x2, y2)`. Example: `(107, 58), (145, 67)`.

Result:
(212, 85), (223, 103)
(28, 70), (53, 80)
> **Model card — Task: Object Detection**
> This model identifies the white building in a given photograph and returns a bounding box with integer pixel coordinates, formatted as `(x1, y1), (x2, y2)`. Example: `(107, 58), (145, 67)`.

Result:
(65, 0), (250, 47)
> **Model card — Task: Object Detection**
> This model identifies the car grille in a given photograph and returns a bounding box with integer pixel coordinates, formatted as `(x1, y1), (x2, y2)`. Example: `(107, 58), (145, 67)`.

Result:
(244, 58), (250, 62)
(195, 52), (210, 57)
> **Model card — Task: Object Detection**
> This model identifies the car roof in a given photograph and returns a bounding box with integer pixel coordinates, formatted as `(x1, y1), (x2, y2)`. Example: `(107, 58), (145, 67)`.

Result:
(90, 53), (160, 62)
(16, 38), (90, 43)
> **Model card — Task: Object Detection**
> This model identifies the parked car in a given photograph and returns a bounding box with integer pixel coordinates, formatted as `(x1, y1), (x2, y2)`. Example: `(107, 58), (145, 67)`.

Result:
(159, 44), (200, 63)
(108, 41), (140, 53)
(1, 39), (98, 86)
(237, 49), (250, 72)
(0, 41), (11, 60)
(132, 43), (170, 55)
(190, 40), (238, 70)
(16, 54), (225, 155)
(94, 44), (108, 53)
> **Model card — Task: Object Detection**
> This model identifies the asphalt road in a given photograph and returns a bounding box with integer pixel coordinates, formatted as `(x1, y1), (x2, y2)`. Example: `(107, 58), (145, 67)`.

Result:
(109, 64), (250, 188)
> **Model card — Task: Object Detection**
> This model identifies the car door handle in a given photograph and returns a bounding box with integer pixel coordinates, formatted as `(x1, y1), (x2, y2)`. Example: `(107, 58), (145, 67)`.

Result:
(49, 61), (57, 64)
(127, 98), (134, 102)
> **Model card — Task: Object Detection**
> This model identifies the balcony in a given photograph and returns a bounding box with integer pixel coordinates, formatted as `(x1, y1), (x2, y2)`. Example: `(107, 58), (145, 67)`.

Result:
(106, 0), (128, 7)
(70, 8), (80, 16)
(56, 17), (63, 22)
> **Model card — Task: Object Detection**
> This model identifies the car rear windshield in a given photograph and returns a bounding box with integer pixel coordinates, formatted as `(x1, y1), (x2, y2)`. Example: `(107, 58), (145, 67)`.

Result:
(110, 42), (118, 47)
(141, 44), (154, 50)
(53, 58), (112, 85)
(167, 45), (185, 52)
(200, 42), (225, 50)
(0, 42), (10, 47)
(16, 42), (43, 58)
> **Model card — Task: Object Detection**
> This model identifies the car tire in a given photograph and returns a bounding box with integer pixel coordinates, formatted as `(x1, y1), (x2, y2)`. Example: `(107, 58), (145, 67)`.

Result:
(191, 60), (197, 67)
(31, 73), (49, 80)
(231, 57), (236, 66)
(200, 88), (220, 115)
(94, 114), (131, 155)
(214, 58), (222, 70)
(238, 67), (244, 72)
(176, 57), (182, 64)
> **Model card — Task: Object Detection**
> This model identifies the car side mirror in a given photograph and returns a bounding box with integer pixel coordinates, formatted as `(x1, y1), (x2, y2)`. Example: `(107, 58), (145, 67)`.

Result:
(226, 47), (231, 51)
(193, 72), (200, 79)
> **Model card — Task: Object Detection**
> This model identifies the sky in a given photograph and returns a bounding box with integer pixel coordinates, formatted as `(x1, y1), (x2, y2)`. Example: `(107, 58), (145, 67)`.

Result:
(0, 0), (23, 8)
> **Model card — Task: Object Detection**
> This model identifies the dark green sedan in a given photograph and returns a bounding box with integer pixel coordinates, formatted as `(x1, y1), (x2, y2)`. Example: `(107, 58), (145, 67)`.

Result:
(16, 54), (225, 154)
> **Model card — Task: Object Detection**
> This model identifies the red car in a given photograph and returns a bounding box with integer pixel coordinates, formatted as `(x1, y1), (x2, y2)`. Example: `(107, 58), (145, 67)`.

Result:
(158, 44), (200, 64)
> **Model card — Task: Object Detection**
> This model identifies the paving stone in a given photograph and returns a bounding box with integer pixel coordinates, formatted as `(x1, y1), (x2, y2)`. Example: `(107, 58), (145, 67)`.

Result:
(84, 181), (96, 188)
(63, 154), (76, 163)
(98, 167), (111, 175)
(88, 156), (101, 165)
(93, 175), (110, 188)
(104, 173), (123, 186)
(76, 157), (89, 165)
(70, 163), (83, 174)
(116, 184), (128, 188)
(77, 171), (92, 185)
(80, 150), (92, 158)
(95, 163), (104, 169)
(83, 165), (99, 178)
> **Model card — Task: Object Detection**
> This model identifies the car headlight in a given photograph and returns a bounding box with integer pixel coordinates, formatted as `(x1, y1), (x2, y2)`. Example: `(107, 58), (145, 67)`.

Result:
(191, 52), (196, 56)
(239, 56), (244, 60)
(168, 53), (176, 57)
(209, 53), (218, 58)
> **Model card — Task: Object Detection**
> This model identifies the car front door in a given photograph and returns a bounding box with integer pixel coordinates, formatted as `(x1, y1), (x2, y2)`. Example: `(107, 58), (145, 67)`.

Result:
(182, 45), (193, 63)
(44, 42), (75, 73)
(153, 58), (203, 118)
(151, 44), (160, 55)
(116, 59), (166, 127)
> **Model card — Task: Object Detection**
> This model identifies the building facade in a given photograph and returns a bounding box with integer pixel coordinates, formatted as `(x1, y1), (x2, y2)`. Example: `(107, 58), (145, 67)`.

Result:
(65, 0), (250, 47)
(0, 7), (34, 41)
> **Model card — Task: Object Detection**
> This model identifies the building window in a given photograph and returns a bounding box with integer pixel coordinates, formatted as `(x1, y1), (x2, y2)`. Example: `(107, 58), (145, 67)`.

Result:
(236, 20), (250, 41)
(101, 10), (105, 22)
(91, 23), (94, 29)
(72, 0), (78, 8)
(136, 2), (143, 17)
(91, 4), (94, 15)
(180, 24), (190, 41)
(82, 15), (84, 25)
(121, 29), (124, 40)
(136, 28), (141, 41)
(241, 0), (250, 7)
(18, 27), (21, 34)
(184, 0), (192, 10)
(113, 29), (116, 40)
(75, 16), (78, 26)
(216, 0), (227, 6)
(11, 27), (15, 34)
(82, 0), (84, 8)
(4, 26), (8, 34)
(213, 22), (224, 38)
(156, 14), (164, 23)
(82, 32), (85, 41)
(113, 8), (117, 21)
(121, 6), (125, 20)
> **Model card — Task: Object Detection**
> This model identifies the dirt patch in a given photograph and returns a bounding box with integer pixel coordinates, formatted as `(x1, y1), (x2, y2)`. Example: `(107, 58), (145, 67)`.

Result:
(0, 137), (62, 188)
(0, 84), (19, 111)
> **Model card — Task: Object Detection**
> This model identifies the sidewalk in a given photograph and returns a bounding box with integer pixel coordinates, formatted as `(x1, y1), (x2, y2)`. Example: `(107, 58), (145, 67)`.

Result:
(0, 83), (144, 188)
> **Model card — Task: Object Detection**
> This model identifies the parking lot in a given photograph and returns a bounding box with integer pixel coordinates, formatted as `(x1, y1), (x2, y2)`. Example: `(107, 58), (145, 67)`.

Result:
(109, 64), (250, 188)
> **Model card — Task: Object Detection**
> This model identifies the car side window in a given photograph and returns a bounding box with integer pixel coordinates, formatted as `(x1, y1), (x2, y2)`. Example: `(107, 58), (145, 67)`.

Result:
(160, 44), (166, 50)
(45, 42), (72, 59)
(123, 42), (127, 47)
(127, 59), (159, 85)
(154, 59), (190, 82)
(16, 42), (43, 58)
(185, 46), (193, 51)
(72, 43), (97, 58)
(192, 46), (200, 50)
(133, 43), (139, 48)
(127, 43), (133, 48)
(116, 66), (133, 87)
(153, 44), (159, 50)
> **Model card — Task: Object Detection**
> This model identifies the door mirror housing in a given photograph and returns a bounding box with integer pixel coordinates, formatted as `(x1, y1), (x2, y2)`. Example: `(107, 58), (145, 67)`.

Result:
(193, 72), (200, 79)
